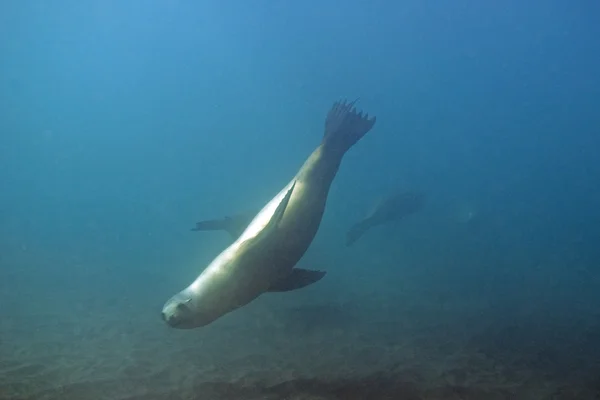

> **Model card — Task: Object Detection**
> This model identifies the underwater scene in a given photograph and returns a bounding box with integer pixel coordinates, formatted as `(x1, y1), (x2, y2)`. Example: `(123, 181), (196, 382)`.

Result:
(1, 1), (599, 399)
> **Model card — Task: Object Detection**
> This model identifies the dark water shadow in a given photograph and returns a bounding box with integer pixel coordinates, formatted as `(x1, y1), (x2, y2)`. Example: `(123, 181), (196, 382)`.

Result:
(467, 314), (600, 386)
(186, 372), (513, 400)
(3, 369), (581, 400)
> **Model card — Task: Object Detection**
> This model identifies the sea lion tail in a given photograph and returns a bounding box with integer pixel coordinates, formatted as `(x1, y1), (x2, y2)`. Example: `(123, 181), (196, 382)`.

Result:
(322, 99), (376, 155)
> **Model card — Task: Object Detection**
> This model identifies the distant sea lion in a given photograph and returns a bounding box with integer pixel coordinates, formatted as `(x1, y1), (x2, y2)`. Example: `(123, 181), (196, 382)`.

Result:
(346, 191), (425, 246)
(162, 99), (376, 329)
(191, 212), (255, 240)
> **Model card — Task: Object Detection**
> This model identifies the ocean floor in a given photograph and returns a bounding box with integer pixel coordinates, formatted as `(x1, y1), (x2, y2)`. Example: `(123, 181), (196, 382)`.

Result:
(1, 261), (599, 400)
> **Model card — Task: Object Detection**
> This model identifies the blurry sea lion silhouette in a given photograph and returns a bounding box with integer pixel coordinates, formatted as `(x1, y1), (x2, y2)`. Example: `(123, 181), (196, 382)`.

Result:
(162, 99), (376, 329)
(191, 211), (255, 240)
(346, 191), (425, 246)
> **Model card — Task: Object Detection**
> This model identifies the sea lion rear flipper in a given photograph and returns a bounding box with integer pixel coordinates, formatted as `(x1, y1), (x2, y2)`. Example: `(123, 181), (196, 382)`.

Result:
(322, 99), (376, 155)
(268, 269), (326, 292)
(191, 213), (254, 240)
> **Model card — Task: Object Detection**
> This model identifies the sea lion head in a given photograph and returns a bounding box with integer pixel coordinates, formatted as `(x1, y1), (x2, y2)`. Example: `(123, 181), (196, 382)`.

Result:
(161, 289), (217, 329)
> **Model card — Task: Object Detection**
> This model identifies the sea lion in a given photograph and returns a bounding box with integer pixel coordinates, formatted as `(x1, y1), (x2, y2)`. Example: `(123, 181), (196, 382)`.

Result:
(162, 99), (376, 329)
(191, 212), (255, 240)
(346, 191), (425, 246)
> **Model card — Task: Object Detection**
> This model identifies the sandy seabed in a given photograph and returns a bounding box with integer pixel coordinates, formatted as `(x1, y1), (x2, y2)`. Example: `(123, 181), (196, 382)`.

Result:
(1, 299), (597, 399)
(1, 259), (598, 400)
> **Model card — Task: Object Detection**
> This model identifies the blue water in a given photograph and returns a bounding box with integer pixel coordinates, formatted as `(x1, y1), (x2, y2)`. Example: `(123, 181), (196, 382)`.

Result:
(1, 1), (599, 398)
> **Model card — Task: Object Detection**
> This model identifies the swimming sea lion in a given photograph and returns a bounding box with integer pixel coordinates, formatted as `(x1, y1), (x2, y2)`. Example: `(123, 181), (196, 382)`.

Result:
(346, 191), (425, 246)
(162, 99), (376, 329)
(191, 212), (255, 240)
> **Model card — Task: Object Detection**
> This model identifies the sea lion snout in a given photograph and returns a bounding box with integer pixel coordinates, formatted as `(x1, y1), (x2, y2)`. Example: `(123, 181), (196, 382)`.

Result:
(161, 308), (179, 327)
(162, 310), (183, 328)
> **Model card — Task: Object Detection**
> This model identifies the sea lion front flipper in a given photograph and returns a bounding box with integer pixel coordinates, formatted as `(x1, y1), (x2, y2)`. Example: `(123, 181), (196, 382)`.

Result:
(191, 212), (255, 240)
(239, 181), (297, 254)
(268, 268), (327, 292)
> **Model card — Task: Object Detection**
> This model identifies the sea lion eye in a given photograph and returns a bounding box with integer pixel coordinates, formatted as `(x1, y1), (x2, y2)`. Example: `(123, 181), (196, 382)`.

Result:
(177, 299), (192, 312)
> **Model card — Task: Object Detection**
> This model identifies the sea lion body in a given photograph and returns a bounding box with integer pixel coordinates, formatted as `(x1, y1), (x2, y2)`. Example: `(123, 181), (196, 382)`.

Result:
(162, 100), (376, 329)
(346, 191), (425, 246)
